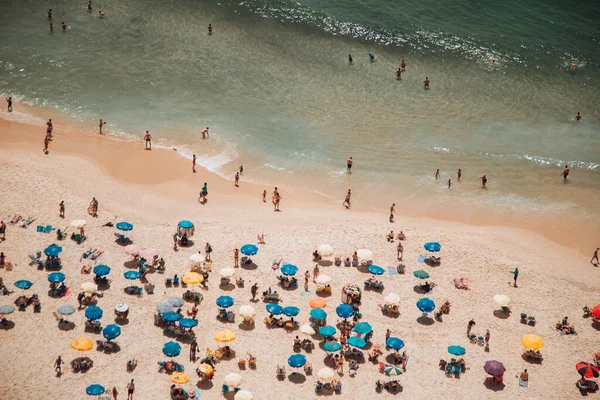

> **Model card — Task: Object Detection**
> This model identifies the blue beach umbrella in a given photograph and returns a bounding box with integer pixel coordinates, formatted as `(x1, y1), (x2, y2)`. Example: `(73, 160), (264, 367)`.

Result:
(368, 265), (385, 275)
(57, 304), (76, 315)
(0, 305), (16, 314)
(448, 345), (466, 356)
(44, 244), (63, 257)
(216, 296), (234, 308)
(353, 322), (373, 335)
(288, 354), (307, 368)
(282, 306), (300, 317)
(386, 337), (405, 350)
(413, 270), (430, 280)
(347, 336), (367, 349)
(240, 244), (258, 256)
(179, 318), (198, 328)
(86, 384), (105, 396)
(102, 324), (121, 340)
(162, 311), (181, 322)
(319, 325), (336, 337)
(93, 265), (111, 276)
(178, 220), (194, 229)
(177, 220), (195, 237)
(424, 242), (441, 252)
(85, 305), (103, 320)
(336, 304), (354, 319)
(168, 297), (184, 307)
(310, 308), (327, 320)
(48, 272), (66, 283)
(280, 264), (298, 276)
(124, 271), (140, 280)
(162, 341), (181, 357)
(14, 280), (33, 290)
(266, 303), (283, 315)
(323, 341), (342, 352)
(416, 298), (435, 313)
(116, 222), (133, 231)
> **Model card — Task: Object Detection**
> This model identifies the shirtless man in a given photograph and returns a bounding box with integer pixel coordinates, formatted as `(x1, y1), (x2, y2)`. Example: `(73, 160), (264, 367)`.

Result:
(397, 241), (403, 260)
(262, 190), (266, 202)
(479, 174), (488, 188)
(561, 165), (570, 180)
(234, 172), (240, 187)
(192, 154), (196, 173)
(457, 168), (462, 181)
(6, 96), (12, 112)
(272, 187), (278, 204)
(447, 179), (452, 189)
(201, 127), (209, 139)
(401, 60), (406, 70)
(46, 119), (53, 138)
(208, 24), (213, 35)
(389, 203), (396, 223)
(61, 22), (67, 31)
(274, 192), (281, 211)
(347, 157), (353, 172)
(98, 119), (105, 134)
(44, 134), (50, 154)
(434, 169), (440, 180)
(423, 77), (430, 89)
(59, 201), (65, 218)
(48, 8), (52, 19)
(395, 68), (402, 79)
(342, 189), (351, 208)
(575, 112), (582, 121)
(144, 131), (151, 150)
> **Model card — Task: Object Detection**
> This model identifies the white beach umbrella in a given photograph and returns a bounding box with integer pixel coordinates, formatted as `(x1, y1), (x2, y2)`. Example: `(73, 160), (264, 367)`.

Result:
(234, 390), (253, 400)
(70, 219), (86, 228)
(300, 324), (316, 336)
(189, 253), (203, 264)
(223, 372), (243, 388)
(357, 249), (373, 261)
(81, 282), (96, 293)
(384, 293), (401, 305)
(318, 244), (334, 257)
(239, 305), (256, 320)
(115, 303), (129, 313)
(315, 274), (332, 285)
(219, 268), (236, 279)
(317, 367), (335, 383)
(494, 295), (510, 307)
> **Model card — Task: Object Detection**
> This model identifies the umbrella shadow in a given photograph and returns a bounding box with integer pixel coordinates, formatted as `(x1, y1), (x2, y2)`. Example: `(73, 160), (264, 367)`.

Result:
(592, 321), (600, 331)
(483, 379), (505, 391)
(196, 380), (213, 390)
(318, 260), (333, 267)
(412, 285), (428, 294)
(179, 240), (195, 248)
(288, 372), (306, 384)
(0, 320), (15, 330)
(385, 354), (401, 365)
(58, 321), (76, 331)
(238, 321), (255, 331)
(241, 263), (258, 270)
(220, 349), (236, 361)
(316, 290), (332, 298)
(115, 318), (130, 326)
(123, 260), (137, 269)
(417, 316), (435, 326)
(493, 310), (510, 320)
(521, 354), (543, 364)
(219, 283), (235, 292)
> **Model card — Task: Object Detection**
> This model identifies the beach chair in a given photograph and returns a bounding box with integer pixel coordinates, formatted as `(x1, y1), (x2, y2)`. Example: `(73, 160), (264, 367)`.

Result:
(315, 382), (323, 392)
(145, 284), (154, 294)
(33, 302), (41, 312)
(227, 312), (235, 322)
(71, 360), (80, 372)
(334, 381), (342, 393)
(222, 384), (230, 394)
(519, 378), (529, 388)
(173, 276), (179, 286)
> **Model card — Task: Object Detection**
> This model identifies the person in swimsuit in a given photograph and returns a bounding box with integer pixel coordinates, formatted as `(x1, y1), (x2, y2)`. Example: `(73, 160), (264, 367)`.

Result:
(447, 179), (452, 189)
(144, 131), (151, 150)
(423, 77), (430, 89)
(561, 165), (570, 180)
(347, 157), (353, 172)
(201, 127), (209, 139)
(262, 190), (266, 202)
(342, 189), (351, 208)
(401, 60), (406, 70)
(99, 119), (105, 134)
(6, 96), (12, 112)
(44, 134), (50, 154)
(98, 10), (104, 17)
(192, 155), (196, 173)
(47, 119), (53, 137)
(239, 165), (244, 175)
(575, 112), (582, 121)
(50, 22), (54, 31)
(457, 168), (462, 181)
(59, 201), (65, 218)
(369, 54), (375, 62)
(208, 24), (212, 34)
(48, 9), (52, 19)
(434, 169), (440, 180)
(389, 203), (396, 223)
(54, 356), (64, 376)
(274, 192), (281, 211)
(348, 54), (353, 63)
(88, 1), (92, 10)
(395, 68), (402, 79)
(591, 247), (599, 266)
(61, 22), (67, 31)
(126, 379), (135, 399)
(272, 187), (278, 204)
(233, 248), (239, 267)
(234, 172), (240, 187)
(479, 174), (487, 188)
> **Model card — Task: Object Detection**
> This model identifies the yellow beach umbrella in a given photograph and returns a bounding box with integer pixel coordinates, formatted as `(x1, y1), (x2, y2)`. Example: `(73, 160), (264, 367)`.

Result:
(170, 372), (190, 385)
(309, 298), (327, 309)
(521, 334), (544, 351)
(71, 337), (94, 351)
(81, 282), (96, 293)
(197, 363), (214, 375)
(215, 329), (236, 343)
(182, 272), (204, 285)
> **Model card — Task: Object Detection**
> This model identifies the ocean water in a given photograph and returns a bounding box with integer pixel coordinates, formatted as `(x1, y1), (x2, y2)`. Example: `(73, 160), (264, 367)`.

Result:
(1, 0), (599, 236)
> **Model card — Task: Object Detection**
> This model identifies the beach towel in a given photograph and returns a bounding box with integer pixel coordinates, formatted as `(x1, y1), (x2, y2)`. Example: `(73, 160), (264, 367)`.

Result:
(300, 290), (315, 297)
(388, 267), (398, 276)
(519, 378), (529, 388)
(416, 255), (426, 263)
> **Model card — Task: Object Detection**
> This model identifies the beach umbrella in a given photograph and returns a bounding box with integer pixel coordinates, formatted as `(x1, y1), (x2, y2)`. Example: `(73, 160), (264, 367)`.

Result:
(416, 298), (435, 313)
(215, 330), (236, 343)
(347, 336), (366, 349)
(198, 363), (214, 376)
(102, 324), (121, 340)
(71, 337), (94, 351)
(85, 306), (103, 320)
(216, 296), (234, 308)
(323, 341), (342, 352)
(282, 306), (300, 317)
(124, 244), (139, 256)
(116, 222), (133, 231)
(162, 312), (181, 322)
(280, 264), (298, 276)
(590, 304), (600, 319)
(86, 384), (105, 396)
(177, 220), (195, 237)
(0, 305), (16, 314)
(386, 337), (404, 350)
(317, 367), (335, 383)
(413, 270), (429, 280)
(234, 390), (253, 400)
(310, 308), (327, 320)
(384, 293), (401, 304)
(424, 242), (441, 252)
(336, 304), (354, 319)
(81, 282), (96, 293)
(168, 297), (184, 307)
(170, 372), (189, 385)
(356, 249), (373, 261)
(319, 325), (336, 337)
(240, 244), (258, 256)
(163, 341), (182, 357)
(157, 302), (173, 314)
(44, 244), (63, 257)
(318, 244), (334, 257)
(179, 318), (198, 328)
(93, 265), (111, 276)
(493, 295), (510, 307)
(384, 364), (403, 378)
(219, 268), (236, 279)
(70, 219), (86, 229)
(138, 248), (157, 259)
(368, 265), (385, 275)
(123, 270), (140, 280)
(115, 303), (128, 313)
(57, 304), (76, 315)
(299, 324), (315, 336)
(239, 305), (256, 320)
(189, 253), (203, 264)
(314, 274), (332, 285)
(223, 372), (243, 388)
(14, 280), (33, 290)
(266, 303), (283, 315)
(353, 322), (373, 334)
(309, 298), (326, 309)
(288, 354), (307, 368)
(448, 346), (466, 356)
(521, 334), (544, 351)
(484, 360), (506, 377)
(576, 362), (600, 379)
(182, 271), (203, 285)
(48, 272), (66, 283)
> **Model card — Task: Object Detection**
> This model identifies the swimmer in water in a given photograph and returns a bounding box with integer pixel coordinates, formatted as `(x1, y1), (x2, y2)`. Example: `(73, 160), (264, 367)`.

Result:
(570, 62), (577, 70)
(369, 54), (375, 62)
(348, 54), (353, 63)
(401, 60), (406, 70)
(424, 77), (430, 89)
(98, 10), (104, 17)
(61, 22), (67, 31)
(395, 68), (402, 79)
(88, 1), (92, 10)
(492, 59), (497, 65)
(447, 179), (452, 189)
(561, 165), (570, 180)
(50, 22), (54, 31)
(575, 112), (582, 121)
(48, 8), (52, 19)
(201, 127), (209, 139)
(479, 174), (488, 188)
(434, 169), (440, 180)
(457, 168), (462, 181)
(208, 24), (212, 34)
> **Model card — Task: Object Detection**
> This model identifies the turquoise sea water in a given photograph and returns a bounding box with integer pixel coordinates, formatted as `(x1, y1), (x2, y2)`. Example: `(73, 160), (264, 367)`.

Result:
(0, 0), (599, 228)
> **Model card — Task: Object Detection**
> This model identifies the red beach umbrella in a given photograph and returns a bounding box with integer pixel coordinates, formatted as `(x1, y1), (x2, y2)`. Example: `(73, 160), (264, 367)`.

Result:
(576, 362), (600, 379)
(590, 305), (600, 319)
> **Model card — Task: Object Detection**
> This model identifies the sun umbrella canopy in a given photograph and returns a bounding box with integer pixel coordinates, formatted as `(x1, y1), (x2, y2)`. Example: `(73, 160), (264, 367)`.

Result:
(266, 303), (283, 315)
(309, 298), (326, 309)
(521, 334), (544, 351)
(189, 253), (204, 264)
(280, 264), (298, 276)
(85, 306), (103, 320)
(198, 363), (214, 375)
(336, 304), (354, 319)
(323, 341), (342, 352)
(0, 305), (16, 314)
(124, 244), (139, 256)
(315, 274), (332, 285)
(234, 390), (253, 400)
(162, 312), (181, 322)
(319, 325), (336, 337)
(239, 305), (256, 319)
(240, 244), (258, 256)
(177, 220), (195, 237)
(300, 324), (316, 336)
(57, 304), (76, 315)
(44, 244), (63, 257)
(347, 336), (367, 349)
(416, 298), (435, 313)
(282, 306), (300, 317)
(353, 322), (373, 334)
(81, 282), (96, 292)
(157, 302), (173, 314)
(216, 296), (234, 308)
(93, 265), (111, 276)
(357, 249), (373, 261)
(310, 308), (327, 320)
(215, 330), (236, 343)
(494, 295), (510, 307)
(288, 354), (307, 368)
(138, 248), (157, 259)
(384, 364), (403, 377)
(484, 360), (506, 377)
(116, 222), (133, 231)
(219, 268), (236, 279)
(102, 324), (121, 340)
(179, 318), (198, 328)
(318, 244), (334, 257)
(317, 367), (335, 382)
(368, 265), (385, 275)
(14, 280), (33, 290)
(577, 362), (600, 379)
(163, 341), (182, 357)
(170, 372), (189, 385)
(168, 297), (185, 307)
(86, 384), (105, 396)
(384, 293), (401, 304)
(123, 271), (140, 280)
(115, 303), (129, 313)
(48, 272), (66, 283)
(424, 242), (441, 252)
(386, 337), (405, 350)
(448, 346), (466, 356)
(71, 337), (94, 351)
(182, 272), (204, 285)
(413, 270), (430, 279)
(70, 219), (86, 228)
(590, 304), (600, 319)
(223, 372), (243, 387)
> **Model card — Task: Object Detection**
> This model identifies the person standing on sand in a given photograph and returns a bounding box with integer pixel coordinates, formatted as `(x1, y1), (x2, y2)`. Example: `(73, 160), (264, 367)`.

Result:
(99, 119), (105, 134)
(272, 187), (278, 204)
(389, 203), (396, 223)
(385, 329), (391, 340)
(233, 248), (239, 267)
(251, 283), (258, 300)
(561, 165), (570, 180)
(457, 168), (462, 181)
(575, 112), (582, 121)
(274, 192), (281, 211)
(397, 242), (403, 261)
(467, 319), (475, 336)
(59, 201), (65, 218)
(0, 221), (6, 240)
(239, 165), (244, 175)
(304, 271), (310, 291)
(447, 179), (452, 189)
(112, 387), (118, 400)
(54, 356), (64, 377)
(342, 189), (351, 208)
(6, 96), (13, 112)
(126, 379), (135, 399)
(484, 329), (490, 351)
(144, 131), (151, 150)
(192, 154), (196, 173)
(190, 340), (198, 362)
(313, 264), (319, 282)
(44, 134), (50, 154)
(173, 233), (178, 251)
(512, 267), (519, 287)
(347, 157), (353, 172)
(591, 248), (599, 266)
(201, 127), (209, 139)
(434, 169), (440, 180)
(479, 174), (488, 188)
(262, 190), (267, 202)
(235, 172), (240, 187)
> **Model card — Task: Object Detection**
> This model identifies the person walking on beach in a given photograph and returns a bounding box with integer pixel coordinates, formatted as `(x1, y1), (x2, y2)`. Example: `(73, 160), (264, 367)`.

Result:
(192, 154), (196, 173)
(274, 191), (281, 211)
(591, 248), (599, 266)
(190, 340), (198, 362)
(99, 119), (105, 134)
(272, 187), (278, 204)
(479, 174), (488, 188)
(347, 157), (353, 172)
(342, 189), (351, 208)
(561, 165), (570, 180)
(235, 172), (240, 187)
(434, 169), (440, 180)
(447, 179), (452, 189)
(239, 165), (244, 175)
(484, 329), (490, 349)
(457, 168), (462, 181)
(112, 386), (118, 400)
(6, 96), (12, 112)
(59, 201), (65, 218)
(126, 379), (135, 399)
(397, 241), (403, 261)
(204, 243), (212, 261)
(0, 221), (6, 240)
(173, 232), (178, 251)
(251, 283), (258, 301)
(304, 271), (310, 291)
(44, 134), (50, 154)
(313, 264), (319, 282)
(201, 127), (209, 139)
(262, 190), (267, 202)
(54, 355), (64, 377)
(89, 197), (98, 217)
(233, 248), (239, 267)
(47, 119), (53, 138)
(389, 203), (396, 223)
(575, 112), (582, 121)
(144, 131), (151, 150)
(512, 267), (519, 287)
